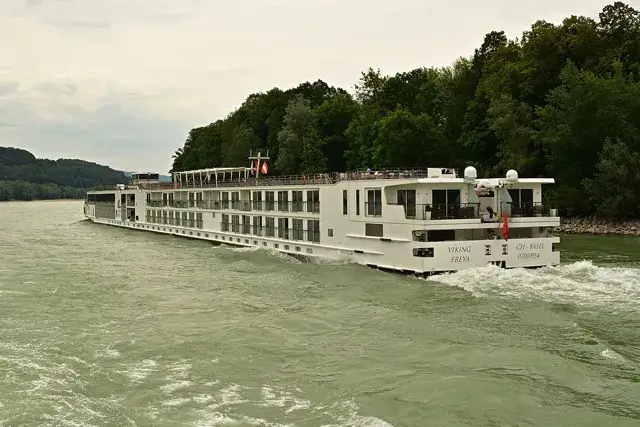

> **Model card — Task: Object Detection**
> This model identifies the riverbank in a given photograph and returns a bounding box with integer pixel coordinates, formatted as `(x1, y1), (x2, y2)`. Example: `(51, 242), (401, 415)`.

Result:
(557, 217), (640, 236)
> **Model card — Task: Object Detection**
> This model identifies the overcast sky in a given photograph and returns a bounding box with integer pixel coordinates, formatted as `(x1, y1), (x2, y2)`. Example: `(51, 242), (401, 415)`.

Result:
(0, 0), (617, 173)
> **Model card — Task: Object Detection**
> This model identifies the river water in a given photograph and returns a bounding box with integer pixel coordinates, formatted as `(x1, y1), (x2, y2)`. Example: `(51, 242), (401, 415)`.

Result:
(1, 200), (639, 427)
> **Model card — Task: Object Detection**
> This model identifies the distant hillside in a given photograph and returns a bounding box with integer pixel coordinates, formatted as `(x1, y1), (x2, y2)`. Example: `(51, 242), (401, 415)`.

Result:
(123, 171), (172, 182)
(0, 146), (130, 201)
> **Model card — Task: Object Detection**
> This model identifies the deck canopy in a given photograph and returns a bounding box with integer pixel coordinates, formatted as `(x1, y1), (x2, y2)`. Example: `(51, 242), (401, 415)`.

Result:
(172, 167), (250, 186)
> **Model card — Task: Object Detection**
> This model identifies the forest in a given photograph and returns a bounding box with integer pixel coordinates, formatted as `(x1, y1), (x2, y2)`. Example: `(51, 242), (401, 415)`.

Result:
(0, 147), (128, 201)
(169, 2), (640, 219)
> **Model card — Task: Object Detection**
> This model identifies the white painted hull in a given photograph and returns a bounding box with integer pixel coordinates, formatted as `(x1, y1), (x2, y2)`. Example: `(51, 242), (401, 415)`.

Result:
(85, 215), (560, 275)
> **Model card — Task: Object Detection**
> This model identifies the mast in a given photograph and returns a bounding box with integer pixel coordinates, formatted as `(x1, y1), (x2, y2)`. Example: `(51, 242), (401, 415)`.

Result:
(248, 149), (270, 182)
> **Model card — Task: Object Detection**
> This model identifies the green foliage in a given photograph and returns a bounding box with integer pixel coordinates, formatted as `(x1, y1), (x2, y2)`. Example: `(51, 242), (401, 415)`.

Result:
(0, 147), (128, 201)
(0, 180), (85, 201)
(170, 2), (640, 219)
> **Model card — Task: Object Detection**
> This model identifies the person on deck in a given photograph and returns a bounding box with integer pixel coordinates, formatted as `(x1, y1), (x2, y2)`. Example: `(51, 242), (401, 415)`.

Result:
(486, 206), (496, 222)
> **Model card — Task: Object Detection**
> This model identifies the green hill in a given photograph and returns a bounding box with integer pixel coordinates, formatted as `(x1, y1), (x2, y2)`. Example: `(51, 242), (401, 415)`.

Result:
(0, 146), (129, 201)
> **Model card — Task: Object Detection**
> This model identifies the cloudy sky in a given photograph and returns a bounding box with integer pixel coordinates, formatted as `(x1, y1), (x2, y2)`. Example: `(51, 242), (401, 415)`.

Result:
(1, 0), (614, 173)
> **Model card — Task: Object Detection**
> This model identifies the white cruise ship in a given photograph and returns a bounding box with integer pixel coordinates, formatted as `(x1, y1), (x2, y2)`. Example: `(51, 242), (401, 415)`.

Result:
(84, 151), (560, 275)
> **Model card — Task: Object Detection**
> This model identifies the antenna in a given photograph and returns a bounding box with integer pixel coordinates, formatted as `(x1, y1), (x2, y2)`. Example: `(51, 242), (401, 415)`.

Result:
(248, 149), (270, 180)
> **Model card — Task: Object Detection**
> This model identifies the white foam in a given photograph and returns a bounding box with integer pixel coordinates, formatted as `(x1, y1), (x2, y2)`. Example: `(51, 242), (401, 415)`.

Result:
(259, 386), (311, 413)
(322, 400), (393, 427)
(601, 348), (625, 361)
(124, 359), (157, 382)
(161, 380), (193, 393)
(430, 261), (640, 310)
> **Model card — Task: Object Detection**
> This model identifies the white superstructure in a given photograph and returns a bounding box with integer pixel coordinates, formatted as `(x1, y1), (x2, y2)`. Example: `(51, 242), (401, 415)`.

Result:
(84, 152), (560, 275)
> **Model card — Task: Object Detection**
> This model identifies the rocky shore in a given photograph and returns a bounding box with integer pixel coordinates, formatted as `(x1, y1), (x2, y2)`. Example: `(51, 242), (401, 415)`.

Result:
(556, 217), (640, 236)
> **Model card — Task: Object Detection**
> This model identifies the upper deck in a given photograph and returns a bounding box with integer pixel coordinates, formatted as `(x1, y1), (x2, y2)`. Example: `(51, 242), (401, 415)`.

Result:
(89, 167), (460, 192)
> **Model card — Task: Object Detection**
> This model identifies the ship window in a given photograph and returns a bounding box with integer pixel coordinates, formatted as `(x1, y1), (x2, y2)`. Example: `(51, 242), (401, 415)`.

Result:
(278, 218), (289, 239)
(265, 217), (275, 237)
(356, 190), (360, 215)
(284, 245), (290, 250)
(413, 248), (434, 257)
(292, 219), (304, 240)
(427, 229), (455, 242)
(343, 190), (348, 215)
(507, 188), (534, 204)
(307, 219), (320, 243)
(328, 228), (333, 237)
(306, 190), (320, 213)
(292, 191), (303, 212)
(278, 191), (289, 212)
(265, 191), (275, 210)
(242, 215), (250, 234)
(365, 223), (383, 237)
(412, 230), (427, 242)
(366, 189), (382, 216)
(431, 189), (460, 219)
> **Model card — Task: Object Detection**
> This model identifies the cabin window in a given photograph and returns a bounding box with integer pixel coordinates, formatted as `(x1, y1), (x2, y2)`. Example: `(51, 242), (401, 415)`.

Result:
(328, 228), (333, 237)
(413, 248), (434, 257)
(231, 215), (240, 233)
(397, 189), (417, 218)
(427, 229), (455, 242)
(278, 218), (289, 239)
(355, 190), (360, 215)
(265, 191), (275, 210)
(412, 230), (427, 242)
(265, 217), (275, 237)
(431, 189), (460, 219)
(242, 215), (250, 234)
(307, 190), (320, 213)
(252, 216), (262, 235)
(307, 219), (320, 243)
(252, 191), (263, 211)
(508, 188), (534, 204)
(366, 189), (382, 217)
(278, 191), (289, 212)
(231, 192), (240, 210)
(292, 191), (303, 212)
(292, 219), (304, 240)
(343, 190), (348, 215)
(221, 192), (229, 209)
(365, 223), (383, 237)
(508, 189), (535, 216)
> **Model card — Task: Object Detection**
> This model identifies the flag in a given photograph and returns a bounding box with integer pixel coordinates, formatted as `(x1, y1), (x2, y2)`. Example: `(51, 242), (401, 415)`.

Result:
(502, 213), (509, 241)
(261, 161), (268, 175)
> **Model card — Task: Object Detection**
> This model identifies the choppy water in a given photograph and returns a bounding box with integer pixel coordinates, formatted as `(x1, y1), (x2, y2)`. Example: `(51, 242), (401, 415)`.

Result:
(1, 200), (639, 427)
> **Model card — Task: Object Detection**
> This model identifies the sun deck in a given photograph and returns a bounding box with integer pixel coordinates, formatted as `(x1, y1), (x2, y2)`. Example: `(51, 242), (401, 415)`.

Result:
(92, 168), (463, 191)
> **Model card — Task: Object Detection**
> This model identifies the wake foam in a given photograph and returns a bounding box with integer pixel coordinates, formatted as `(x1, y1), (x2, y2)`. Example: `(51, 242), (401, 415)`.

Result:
(430, 261), (640, 310)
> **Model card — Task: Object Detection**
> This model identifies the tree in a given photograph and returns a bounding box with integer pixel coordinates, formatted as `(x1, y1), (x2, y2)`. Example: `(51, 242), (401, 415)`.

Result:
(166, 2), (640, 219)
